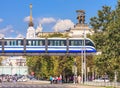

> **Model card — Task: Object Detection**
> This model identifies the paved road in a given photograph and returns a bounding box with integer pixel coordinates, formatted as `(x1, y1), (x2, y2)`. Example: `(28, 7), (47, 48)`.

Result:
(0, 82), (105, 88)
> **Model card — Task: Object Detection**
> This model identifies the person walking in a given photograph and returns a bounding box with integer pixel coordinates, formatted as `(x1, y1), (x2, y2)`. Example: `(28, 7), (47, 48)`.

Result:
(49, 76), (53, 84)
(59, 74), (62, 84)
(77, 75), (81, 84)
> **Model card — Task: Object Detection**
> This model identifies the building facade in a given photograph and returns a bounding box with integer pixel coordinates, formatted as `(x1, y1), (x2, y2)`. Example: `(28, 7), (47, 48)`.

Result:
(0, 56), (28, 75)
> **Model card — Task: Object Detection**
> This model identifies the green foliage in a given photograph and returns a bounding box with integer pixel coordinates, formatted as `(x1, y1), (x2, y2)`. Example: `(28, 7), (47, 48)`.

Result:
(48, 33), (64, 37)
(26, 56), (75, 80)
(90, 2), (120, 81)
(39, 32), (69, 38)
(0, 57), (3, 65)
(105, 86), (115, 88)
(90, 6), (113, 33)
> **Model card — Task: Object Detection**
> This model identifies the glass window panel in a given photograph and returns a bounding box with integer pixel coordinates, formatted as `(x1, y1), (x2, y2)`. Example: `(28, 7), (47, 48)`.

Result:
(28, 41), (31, 46)
(7, 41), (10, 45)
(50, 41), (53, 46)
(36, 41), (38, 46)
(42, 40), (45, 45)
(18, 40), (21, 46)
(33, 41), (35, 46)
(61, 41), (64, 46)
(39, 41), (42, 46)
(85, 40), (94, 47)
(14, 40), (16, 45)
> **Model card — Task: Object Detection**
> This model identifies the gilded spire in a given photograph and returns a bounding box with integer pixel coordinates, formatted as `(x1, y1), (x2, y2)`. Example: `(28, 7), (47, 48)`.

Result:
(29, 4), (34, 27)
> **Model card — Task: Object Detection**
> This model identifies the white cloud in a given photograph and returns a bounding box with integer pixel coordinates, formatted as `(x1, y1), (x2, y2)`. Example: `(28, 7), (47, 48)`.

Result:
(0, 25), (17, 38)
(0, 25), (14, 34)
(24, 16), (29, 22)
(53, 19), (74, 32)
(24, 16), (34, 22)
(0, 18), (3, 23)
(0, 33), (4, 38)
(16, 34), (24, 38)
(39, 17), (56, 24)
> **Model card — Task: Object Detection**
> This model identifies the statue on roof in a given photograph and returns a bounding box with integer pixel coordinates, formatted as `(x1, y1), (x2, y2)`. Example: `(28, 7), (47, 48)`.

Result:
(76, 10), (85, 24)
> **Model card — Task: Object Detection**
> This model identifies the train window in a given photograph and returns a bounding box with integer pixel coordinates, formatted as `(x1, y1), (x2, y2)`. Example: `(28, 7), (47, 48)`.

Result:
(13, 40), (16, 45)
(6, 41), (10, 45)
(39, 40), (45, 46)
(36, 41), (39, 46)
(18, 40), (23, 46)
(0, 41), (1, 45)
(28, 41), (31, 46)
(49, 41), (53, 46)
(4, 40), (22, 46)
(26, 40), (45, 46)
(69, 40), (82, 46)
(48, 40), (66, 46)
(85, 40), (94, 47)
(61, 41), (65, 46)
(33, 41), (35, 46)
(5, 40), (14, 46)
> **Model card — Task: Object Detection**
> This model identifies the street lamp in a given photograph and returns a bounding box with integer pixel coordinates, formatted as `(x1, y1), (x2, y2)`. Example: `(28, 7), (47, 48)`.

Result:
(81, 27), (87, 84)
(83, 28), (86, 82)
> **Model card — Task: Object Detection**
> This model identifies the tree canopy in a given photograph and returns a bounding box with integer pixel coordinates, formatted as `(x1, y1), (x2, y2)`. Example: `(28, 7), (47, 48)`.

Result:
(90, 1), (120, 81)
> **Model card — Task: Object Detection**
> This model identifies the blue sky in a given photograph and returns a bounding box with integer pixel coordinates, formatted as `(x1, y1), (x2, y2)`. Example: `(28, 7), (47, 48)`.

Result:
(0, 0), (117, 38)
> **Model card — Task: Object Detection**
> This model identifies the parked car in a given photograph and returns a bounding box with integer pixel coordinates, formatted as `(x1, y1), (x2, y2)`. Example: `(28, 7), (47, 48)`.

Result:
(17, 76), (30, 82)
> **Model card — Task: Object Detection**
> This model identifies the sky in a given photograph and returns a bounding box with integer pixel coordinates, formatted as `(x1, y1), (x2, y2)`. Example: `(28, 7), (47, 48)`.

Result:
(0, 0), (117, 38)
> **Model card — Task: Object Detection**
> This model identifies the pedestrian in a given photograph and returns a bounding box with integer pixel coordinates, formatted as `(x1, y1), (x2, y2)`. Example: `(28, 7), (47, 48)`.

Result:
(59, 74), (62, 84)
(77, 75), (81, 84)
(13, 76), (16, 84)
(49, 76), (53, 84)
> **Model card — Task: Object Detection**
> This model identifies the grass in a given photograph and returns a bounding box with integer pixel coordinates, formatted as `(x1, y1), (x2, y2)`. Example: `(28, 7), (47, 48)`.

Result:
(105, 86), (116, 88)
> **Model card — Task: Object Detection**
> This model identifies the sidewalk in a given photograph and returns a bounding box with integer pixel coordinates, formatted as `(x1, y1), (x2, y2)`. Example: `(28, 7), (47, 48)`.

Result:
(67, 84), (105, 88)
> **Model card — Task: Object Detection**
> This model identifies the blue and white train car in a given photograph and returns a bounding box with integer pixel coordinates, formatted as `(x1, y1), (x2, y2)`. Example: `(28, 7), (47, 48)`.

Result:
(0, 38), (96, 54)
(26, 38), (45, 53)
(3, 38), (24, 53)
(68, 38), (96, 53)
(47, 38), (67, 53)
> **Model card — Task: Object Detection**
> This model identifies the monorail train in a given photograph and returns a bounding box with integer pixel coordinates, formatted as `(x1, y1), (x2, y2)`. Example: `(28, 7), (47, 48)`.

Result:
(0, 38), (96, 53)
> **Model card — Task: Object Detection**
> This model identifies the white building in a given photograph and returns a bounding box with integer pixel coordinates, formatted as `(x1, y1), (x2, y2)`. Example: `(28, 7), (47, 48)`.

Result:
(26, 26), (36, 38)
(0, 56), (28, 75)
(2, 56), (26, 66)
(66, 23), (94, 38)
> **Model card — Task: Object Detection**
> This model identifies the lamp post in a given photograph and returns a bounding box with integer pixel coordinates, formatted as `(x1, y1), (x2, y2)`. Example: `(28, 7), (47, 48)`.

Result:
(81, 41), (84, 83)
(81, 26), (87, 84)
(83, 28), (86, 83)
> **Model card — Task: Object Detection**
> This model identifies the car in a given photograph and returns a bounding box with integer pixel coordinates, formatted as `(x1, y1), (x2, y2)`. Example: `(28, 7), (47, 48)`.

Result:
(93, 78), (109, 82)
(17, 76), (30, 82)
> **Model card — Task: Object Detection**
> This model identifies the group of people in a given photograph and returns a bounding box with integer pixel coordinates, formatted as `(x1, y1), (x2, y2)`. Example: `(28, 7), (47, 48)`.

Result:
(49, 75), (62, 84)
(74, 75), (81, 84)
(49, 75), (82, 84)
(0, 75), (17, 83)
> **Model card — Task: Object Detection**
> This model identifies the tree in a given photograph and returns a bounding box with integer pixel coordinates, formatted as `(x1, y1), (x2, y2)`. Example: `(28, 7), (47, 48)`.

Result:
(90, 6), (113, 33)
(90, 2), (120, 81)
